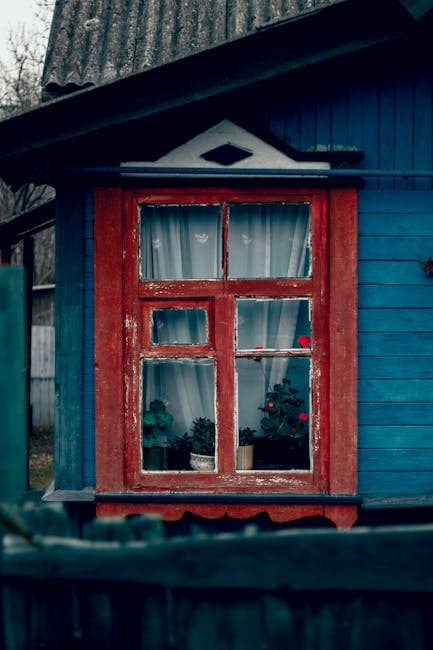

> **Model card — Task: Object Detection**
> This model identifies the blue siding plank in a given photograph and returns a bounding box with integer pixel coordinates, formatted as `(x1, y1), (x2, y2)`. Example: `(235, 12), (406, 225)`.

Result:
(378, 79), (395, 191)
(394, 72), (414, 190)
(362, 80), (379, 190)
(358, 379), (433, 403)
(359, 403), (433, 425)
(359, 449), (433, 472)
(413, 69), (433, 190)
(359, 261), (431, 284)
(359, 356), (433, 379)
(359, 309), (433, 333)
(359, 236), (433, 260)
(359, 426), (433, 449)
(359, 285), (433, 308)
(359, 332), (433, 356)
(358, 191), (433, 212)
(359, 212), (433, 237)
(359, 471), (433, 495)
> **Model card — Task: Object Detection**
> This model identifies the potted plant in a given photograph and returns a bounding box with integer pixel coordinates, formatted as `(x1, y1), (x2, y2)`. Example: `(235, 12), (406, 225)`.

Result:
(189, 417), (216, 471)
(142, 399), (173, 470)
(237, 427), (255, 470)
(167, 432), (192, 470)
(255, 378), (309, 470)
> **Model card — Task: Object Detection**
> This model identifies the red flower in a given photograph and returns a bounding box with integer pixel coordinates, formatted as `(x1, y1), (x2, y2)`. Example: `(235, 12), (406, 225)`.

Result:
(253, 345), (263, 362)
(267, 401), (274, 408)
(297, 335), (311, 349)
(298, 412), (309, 422)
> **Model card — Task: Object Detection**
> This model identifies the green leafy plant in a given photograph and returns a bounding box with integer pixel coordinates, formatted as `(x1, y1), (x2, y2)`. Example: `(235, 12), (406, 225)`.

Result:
(259, 379), (308, 446)
(239, 427), (255, 446)
(190, 417), (215, 455)
(142, 399), (173, 448)
(168, 432), (192, 453)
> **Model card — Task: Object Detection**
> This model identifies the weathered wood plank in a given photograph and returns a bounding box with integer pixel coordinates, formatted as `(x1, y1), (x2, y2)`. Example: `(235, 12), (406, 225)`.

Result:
(5, 525), (433, 592)
(358, 309), (433, 332)
(359, 332), (433, 356)
(55, 184), (86, 490)
(0, 266), (27, 502)
(358, 379), (433, 402)
(359, 211), (433, 237)
(358, 190), (433, 212)
(358, 403), (433, 425)
(359, 425), (433, 448)
(359, 356), (433, 379)
(359, 471), (433, 494)
(358, 285), (433, 308)
(359, 448), (433, 471)
(359, 261), (431, 284)
(359, 235), (433, 260)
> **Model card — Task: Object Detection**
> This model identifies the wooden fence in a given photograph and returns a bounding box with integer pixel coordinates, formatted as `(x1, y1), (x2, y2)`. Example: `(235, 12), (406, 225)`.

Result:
(1, 504), (433, 649)
(30, 326), (54, 428)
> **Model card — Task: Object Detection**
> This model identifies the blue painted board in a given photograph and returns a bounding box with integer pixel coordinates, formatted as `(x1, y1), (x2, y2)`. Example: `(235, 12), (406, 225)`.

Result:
(359, 191), (433, 212)
(359, 449), (433, 471)
(359, 379), (433, 403)
(0, 267), (27, 502)
(359, 471), (433, 495)
(359, 426), (433, 448)
(413, 69), (433, 191)
(395, 73), (414, 191)
(359, 261), (431, 284)
(359, 213), (433, 237)
(359, 356), (433, 379)
(359, 285), (433, 308)
(359, 403), (433, 425)
(378, 79), (395, 191)
(55, 184), (84, 490)
(359, 309), (433, 332)
(359, 333), (433, 356)
(358, 236), (433, 260)
(83, 189), (95, 487)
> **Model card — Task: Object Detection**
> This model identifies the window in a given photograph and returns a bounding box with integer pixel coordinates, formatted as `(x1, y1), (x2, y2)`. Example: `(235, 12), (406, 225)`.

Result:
(95, 186), (358, 524)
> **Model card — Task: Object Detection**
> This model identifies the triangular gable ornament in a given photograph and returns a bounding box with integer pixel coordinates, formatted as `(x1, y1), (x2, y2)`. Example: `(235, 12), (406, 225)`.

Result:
(121, 120), (330, 175)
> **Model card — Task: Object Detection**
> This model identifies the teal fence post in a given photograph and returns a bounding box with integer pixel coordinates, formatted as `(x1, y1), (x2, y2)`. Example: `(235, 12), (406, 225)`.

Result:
(0, 266), (27, 502)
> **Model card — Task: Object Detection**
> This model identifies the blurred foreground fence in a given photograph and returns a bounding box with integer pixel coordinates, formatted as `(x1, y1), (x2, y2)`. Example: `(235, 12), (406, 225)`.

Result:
(1, 504), (433, 649)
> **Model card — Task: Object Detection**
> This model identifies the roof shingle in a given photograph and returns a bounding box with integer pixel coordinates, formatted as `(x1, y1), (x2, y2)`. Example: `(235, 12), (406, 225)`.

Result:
(42, 0), (347, 98)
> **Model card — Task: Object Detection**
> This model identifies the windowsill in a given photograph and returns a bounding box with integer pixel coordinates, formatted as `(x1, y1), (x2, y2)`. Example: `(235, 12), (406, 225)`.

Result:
(42, 482), (95, 502)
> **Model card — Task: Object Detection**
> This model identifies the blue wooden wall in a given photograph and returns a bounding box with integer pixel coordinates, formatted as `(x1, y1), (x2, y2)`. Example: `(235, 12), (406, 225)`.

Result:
(259, 55), (433, 495)
(74, 53), (433, 496)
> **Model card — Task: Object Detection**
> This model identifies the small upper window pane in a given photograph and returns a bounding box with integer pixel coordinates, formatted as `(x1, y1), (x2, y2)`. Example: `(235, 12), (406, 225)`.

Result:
(152, 308), (207, 345)
(140, 205), (222, 280)
(228, 203), (310, 278)
(237, 298), (311, 351)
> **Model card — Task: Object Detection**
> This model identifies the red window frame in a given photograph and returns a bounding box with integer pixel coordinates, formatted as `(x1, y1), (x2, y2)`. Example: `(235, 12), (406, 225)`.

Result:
(94, 186), (358, 526)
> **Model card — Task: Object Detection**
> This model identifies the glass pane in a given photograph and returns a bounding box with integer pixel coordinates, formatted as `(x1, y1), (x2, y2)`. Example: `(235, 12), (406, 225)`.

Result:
(236, 357), (310, 470)
(228, 203), (310, 278)
(237, 298), (310, 350)
(140, 204), (222, 279)
(152, 308), (207, 345)
(141, 358), (215, 471)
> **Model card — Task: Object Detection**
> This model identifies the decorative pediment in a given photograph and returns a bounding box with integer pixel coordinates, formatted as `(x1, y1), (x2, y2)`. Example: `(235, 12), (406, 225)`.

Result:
(122, 120), (331, 173)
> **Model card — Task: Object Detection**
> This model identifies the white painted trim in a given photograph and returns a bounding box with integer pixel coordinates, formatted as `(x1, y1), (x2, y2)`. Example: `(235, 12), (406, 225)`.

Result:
(122, 120), (330, 171)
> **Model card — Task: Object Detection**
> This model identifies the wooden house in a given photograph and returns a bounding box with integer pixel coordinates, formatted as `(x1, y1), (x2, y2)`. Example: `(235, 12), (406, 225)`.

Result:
(1, 0), (433, 528)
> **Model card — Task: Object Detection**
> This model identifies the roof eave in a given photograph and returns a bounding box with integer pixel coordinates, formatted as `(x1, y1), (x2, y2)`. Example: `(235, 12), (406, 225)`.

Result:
(0, 0), (420, 185)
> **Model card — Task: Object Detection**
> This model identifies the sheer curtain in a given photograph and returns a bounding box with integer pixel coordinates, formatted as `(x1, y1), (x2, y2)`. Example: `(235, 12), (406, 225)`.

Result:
(140, 202), (310, 445)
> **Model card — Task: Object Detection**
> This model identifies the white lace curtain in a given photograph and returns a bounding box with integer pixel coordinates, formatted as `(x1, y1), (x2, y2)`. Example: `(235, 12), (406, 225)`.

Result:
(140, 203), (310, 443)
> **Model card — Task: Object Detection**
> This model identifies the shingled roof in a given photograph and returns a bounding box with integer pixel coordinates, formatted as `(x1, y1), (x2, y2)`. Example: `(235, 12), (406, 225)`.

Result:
(42, 0), (348, 98)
